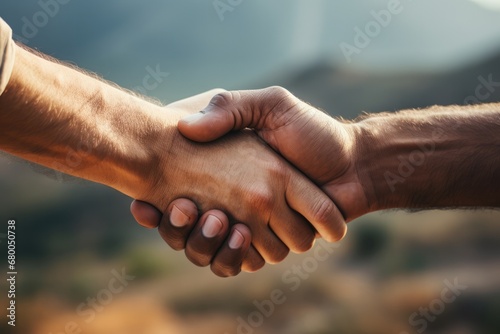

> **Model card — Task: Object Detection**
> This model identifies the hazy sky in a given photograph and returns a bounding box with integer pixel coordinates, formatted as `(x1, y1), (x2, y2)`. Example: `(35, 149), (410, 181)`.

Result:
(469, 0), (500, 10)
(1, 0), (500, 100)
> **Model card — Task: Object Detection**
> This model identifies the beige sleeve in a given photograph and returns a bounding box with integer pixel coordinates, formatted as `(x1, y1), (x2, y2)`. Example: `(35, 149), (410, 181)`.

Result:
(0, 18), (15, 96)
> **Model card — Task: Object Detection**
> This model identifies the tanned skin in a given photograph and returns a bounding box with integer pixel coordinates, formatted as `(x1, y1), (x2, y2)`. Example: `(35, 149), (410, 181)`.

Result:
(132, 87), (500, 276)
(0, 47), (349, 276)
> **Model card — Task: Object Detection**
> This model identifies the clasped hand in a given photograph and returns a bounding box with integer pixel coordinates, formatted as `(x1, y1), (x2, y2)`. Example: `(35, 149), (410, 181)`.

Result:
(131, 87), (369, 277)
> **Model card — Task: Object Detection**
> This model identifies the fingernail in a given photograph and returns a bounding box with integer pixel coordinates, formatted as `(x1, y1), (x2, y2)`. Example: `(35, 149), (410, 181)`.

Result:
(228, 230), (245, 249)
(170, 205), (189, 227)
(202, 215), (223, 238)
(182, 112), (205, 124)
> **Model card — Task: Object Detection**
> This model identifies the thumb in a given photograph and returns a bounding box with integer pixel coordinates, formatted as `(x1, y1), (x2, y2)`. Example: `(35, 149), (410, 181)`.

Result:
(178, 90), (265, 142)
(286, 175), (347, 243)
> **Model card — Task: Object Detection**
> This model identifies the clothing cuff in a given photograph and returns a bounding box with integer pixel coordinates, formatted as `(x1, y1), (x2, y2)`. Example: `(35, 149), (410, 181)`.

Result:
(0, 18), (16, 96)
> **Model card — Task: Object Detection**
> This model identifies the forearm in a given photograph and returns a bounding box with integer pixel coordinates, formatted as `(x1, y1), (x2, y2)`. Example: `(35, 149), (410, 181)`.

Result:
(354, 103), (500, 212)
(0, 44), (174, 198)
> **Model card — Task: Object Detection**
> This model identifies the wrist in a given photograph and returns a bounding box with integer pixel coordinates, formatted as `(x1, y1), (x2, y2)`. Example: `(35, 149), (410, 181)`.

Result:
(97, 97), (178, 200)
(353, 113), (427, 213)
(352, 108), (495, 212)
(320, 120), (372, 222)
(351, 117), (391, 214)
(1, 45), (177, 199)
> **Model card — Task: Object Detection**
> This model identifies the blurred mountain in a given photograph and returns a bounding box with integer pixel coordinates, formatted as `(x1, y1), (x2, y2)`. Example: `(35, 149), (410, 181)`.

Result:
(0, 0), (499, 266)
(276, 49), (500, 118)
(2, 2), (500, 334)
(1, 46), (498, 275)
(1, 0), (500, 101)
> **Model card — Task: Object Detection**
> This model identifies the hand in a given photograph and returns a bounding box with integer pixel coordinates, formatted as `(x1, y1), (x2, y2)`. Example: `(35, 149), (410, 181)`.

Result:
(132, 86), (365, 276)
(132, 197), (256, 276)
(178, 86), (369, 222)
(131, 89), (347, 276)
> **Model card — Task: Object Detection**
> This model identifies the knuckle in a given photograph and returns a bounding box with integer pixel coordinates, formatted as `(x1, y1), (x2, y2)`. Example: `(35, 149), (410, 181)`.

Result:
(311, 199), (347, 242)
(266, 86), (293, 109)
(242, 247), (265, 272)
(185, 249), (210, 267)
(293, 231), (316, 253)
(262, 86), (300, 127)
(211, 262), (241, 278)
(209, 91), (246, 127)
(208, 88), (227, 95)
(156, 205), (199, 251)
(312, 199), (338, 227)
(266, 246), (289, 264)
(158, 227), (185, 251)
(209, 91), (234, 108)
(248, 187), (275, 212)
(266, 86), (291, 100)
(242, 258), (265, 273)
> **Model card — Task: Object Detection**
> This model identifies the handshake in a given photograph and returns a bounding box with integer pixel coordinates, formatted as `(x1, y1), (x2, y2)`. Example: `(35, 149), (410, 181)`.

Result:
(2, 44), (498, 278)
(129, 87), (365, 277)
(125, 86), (500, 277)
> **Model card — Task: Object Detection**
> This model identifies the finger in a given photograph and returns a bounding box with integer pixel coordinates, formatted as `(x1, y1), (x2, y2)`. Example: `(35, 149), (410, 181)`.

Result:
(286, 175), (347, 243)
(178, 87), (297, 143)
(178, 90), (263, 142)
(210, 224), (252, 277)
(248, 221), (290, 265)
(130, 200), (162, 229)
(241, 245), (265, 273)
(157, 199), (200, 251)
(184, 210), (230, 267)
(269, 206), (316, 254)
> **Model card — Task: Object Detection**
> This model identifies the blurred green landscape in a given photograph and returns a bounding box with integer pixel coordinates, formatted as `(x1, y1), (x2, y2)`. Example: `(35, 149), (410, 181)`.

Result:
(1, 1), (500, 333)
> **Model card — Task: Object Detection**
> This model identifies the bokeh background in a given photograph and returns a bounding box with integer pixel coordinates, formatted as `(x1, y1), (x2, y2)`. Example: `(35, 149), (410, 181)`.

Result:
(1, 1), (500, 333)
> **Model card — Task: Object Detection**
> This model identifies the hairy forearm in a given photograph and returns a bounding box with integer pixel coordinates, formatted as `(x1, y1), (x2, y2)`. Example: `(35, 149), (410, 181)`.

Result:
(354, 104), (500, 212)
(0, 44), (173, 198)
